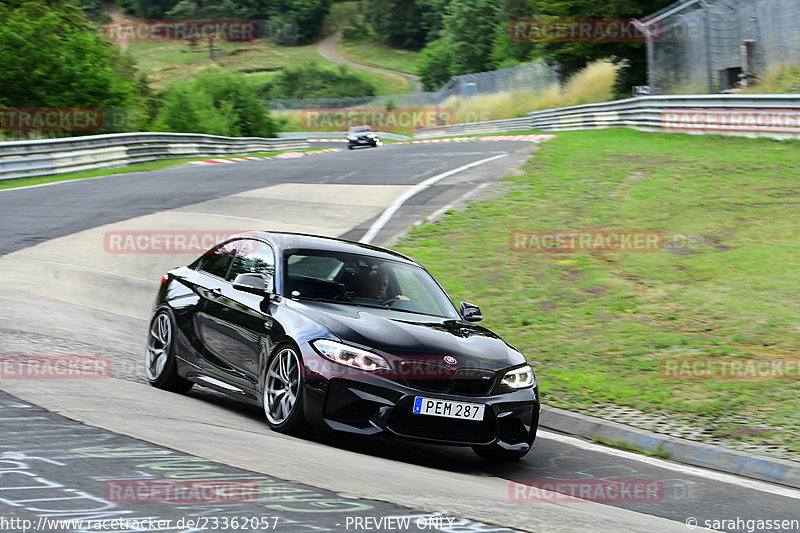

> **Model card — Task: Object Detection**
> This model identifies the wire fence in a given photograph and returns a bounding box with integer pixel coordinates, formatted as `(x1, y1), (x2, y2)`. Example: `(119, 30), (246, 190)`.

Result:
(643, 0), (800, 94)
(261, 62), (558, 110)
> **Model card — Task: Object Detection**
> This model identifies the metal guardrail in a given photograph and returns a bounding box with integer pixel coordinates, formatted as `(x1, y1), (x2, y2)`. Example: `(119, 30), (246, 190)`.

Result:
(0, 132), (310, 180)
(414, 95), (800, 140)
(277, 131), (412, 141)
(526, 94), (800, 139)
(413, 117), (533, 138)
(2, 95), (797, 180)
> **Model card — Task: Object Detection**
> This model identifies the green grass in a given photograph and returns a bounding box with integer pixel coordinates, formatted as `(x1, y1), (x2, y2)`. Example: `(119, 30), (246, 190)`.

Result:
(394, 129), (800, 455)
(125, 39), (413, 95)
(337, 40), (420, 76)
(0, 148), (334, 189)
(741, 64), (800, 94)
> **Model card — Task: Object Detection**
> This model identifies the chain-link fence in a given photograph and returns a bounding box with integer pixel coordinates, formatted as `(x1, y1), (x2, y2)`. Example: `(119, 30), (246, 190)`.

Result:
(642, 0), (800, 94)
(261, 62), (558, 110)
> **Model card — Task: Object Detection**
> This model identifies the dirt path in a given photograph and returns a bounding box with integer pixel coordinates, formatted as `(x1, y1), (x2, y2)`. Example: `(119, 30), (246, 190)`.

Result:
(316, 32), (423, 94)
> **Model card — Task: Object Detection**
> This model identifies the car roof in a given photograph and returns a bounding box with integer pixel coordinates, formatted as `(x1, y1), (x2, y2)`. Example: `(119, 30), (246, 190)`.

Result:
(237, 231), (418, 265)
(348, 125), (374, 131)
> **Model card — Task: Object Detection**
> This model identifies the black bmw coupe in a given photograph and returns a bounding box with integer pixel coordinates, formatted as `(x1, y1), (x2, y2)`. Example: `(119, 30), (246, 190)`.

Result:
(146, 232), (539, 460)
(345, 125), (381, 149)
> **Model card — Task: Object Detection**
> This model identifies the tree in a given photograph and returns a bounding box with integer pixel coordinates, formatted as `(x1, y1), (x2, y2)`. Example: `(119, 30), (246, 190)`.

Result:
(441, 0), (499, 75)
(361, 0), (428, 49)
(532, 0), (674, 94)
(416, 0), (500, 88)
(0, 4), (138, 111)
(246, 0), (331, 43)
(125, 0), (180, 18)
(165, 0), (245, 19)
(416, 38), (451, 91)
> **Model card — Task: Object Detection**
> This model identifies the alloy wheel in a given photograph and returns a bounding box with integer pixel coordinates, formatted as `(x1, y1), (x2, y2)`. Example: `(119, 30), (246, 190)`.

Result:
(145, 313), (171, 381)
(264, 347), (301, 425)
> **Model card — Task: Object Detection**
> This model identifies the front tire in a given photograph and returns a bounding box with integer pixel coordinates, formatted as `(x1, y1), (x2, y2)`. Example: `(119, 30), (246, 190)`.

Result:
(263, 344), (309, 435)
(145, 310), (193, 393)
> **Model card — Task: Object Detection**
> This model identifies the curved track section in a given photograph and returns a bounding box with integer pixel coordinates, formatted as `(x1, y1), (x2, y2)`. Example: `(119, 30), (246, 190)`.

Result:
(1, 141), (799, 533)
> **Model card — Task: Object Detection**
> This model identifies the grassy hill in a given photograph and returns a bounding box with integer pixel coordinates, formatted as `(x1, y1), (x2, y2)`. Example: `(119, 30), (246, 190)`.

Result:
(120, 2), (420, 95)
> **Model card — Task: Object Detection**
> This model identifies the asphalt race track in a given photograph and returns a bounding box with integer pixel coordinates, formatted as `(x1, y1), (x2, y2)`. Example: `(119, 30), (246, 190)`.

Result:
(1, 141), (799, 533)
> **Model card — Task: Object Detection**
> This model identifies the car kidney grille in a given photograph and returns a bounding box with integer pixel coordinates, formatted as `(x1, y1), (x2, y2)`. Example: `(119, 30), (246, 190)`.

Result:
(452, 369), (496, 396)
(387, 400), (497, 444)
(404, 377), (450, 393)
(398, 363), (496, 396)
(399, 361), (453, 393)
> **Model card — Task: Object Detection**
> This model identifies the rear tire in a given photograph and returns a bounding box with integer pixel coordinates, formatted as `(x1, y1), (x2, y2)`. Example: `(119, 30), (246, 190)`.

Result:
(145, 310), (193, 393)
(263, 344), (310, 436)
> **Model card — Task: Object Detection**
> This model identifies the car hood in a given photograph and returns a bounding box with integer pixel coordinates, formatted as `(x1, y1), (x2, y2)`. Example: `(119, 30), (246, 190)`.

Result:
(288, 300), (525, 370)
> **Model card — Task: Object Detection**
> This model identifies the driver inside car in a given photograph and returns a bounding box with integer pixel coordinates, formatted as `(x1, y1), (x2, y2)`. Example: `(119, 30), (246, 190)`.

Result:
(359, 268), (409, 301)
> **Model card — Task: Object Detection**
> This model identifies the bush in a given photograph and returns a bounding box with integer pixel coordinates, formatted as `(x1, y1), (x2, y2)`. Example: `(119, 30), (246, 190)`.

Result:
(416, 38), (452, 91)
(260, 63), (376, 99)
(153, 70), (277, 137)
(341, 14), (372, 41)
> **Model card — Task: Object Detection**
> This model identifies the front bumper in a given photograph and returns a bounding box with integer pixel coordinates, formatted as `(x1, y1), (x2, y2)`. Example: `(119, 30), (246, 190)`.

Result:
(301, 348), (539, 449)
(348, 137), (378, 145)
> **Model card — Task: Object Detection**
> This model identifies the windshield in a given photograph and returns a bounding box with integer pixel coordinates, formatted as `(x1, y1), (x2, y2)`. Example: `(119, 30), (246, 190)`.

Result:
(283, 250), (459, 319)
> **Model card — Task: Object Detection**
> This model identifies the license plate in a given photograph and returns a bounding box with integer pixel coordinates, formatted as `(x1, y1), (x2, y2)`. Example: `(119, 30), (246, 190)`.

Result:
(412, 397), (485, 421)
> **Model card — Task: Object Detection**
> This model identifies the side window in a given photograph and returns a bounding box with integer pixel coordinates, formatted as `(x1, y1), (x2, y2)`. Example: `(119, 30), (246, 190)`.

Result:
(229, 240), (276, 288)
(199, 240), (239, 279)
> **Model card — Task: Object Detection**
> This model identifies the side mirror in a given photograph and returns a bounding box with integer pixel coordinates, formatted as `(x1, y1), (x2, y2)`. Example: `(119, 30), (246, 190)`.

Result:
(459, 301), (483, 322)
(232, 273), (270, 296)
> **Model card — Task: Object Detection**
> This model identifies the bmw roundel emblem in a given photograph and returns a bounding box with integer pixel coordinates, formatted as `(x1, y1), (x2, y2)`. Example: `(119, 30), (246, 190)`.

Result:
(443, 355), (457, 365)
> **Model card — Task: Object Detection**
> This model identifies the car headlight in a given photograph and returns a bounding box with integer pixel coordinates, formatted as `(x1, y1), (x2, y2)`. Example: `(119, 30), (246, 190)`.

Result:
(501, 364), (535, 389)
(346, 135), (356, 141)
(311, 339), (389, 372)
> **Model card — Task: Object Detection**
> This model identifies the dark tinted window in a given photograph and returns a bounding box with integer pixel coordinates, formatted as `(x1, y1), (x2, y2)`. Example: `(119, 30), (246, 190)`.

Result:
(284, 251), (459, 318)
(198, 240), (239, 278)
(229, 240), (276, 287)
